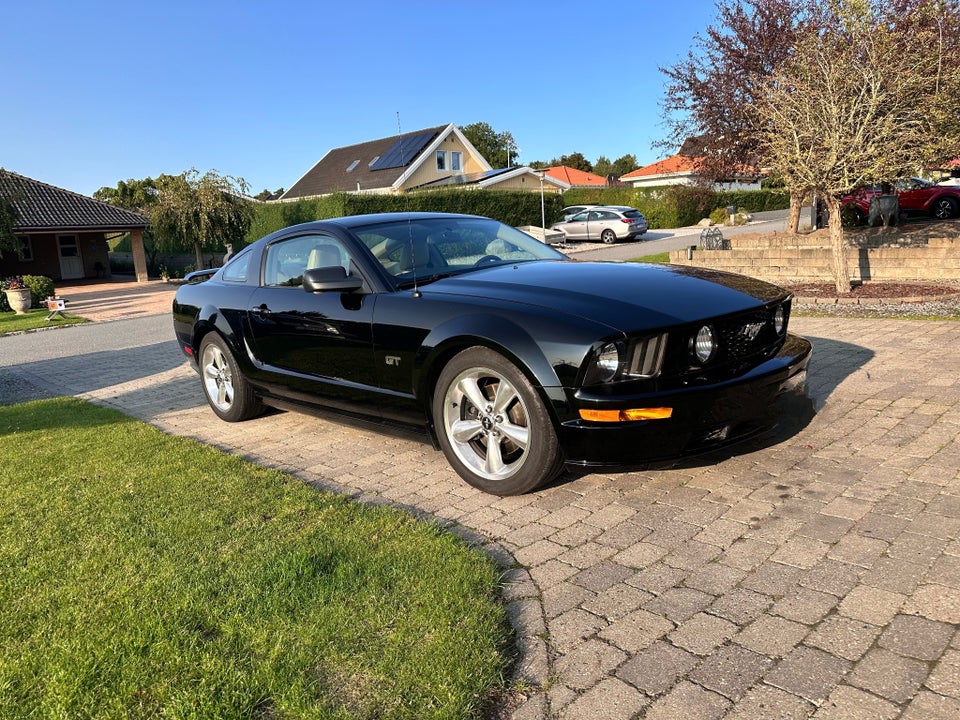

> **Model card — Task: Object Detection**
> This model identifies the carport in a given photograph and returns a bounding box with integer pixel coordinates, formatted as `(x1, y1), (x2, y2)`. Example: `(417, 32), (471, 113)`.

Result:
(0, 170), (150, 283)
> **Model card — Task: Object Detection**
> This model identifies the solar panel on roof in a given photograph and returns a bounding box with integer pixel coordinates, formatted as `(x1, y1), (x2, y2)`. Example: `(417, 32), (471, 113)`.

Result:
(369, 130), (437, 171)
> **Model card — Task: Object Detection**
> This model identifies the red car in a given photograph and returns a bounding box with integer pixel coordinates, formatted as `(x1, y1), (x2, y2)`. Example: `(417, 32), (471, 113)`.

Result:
(842, 178), (960, 224)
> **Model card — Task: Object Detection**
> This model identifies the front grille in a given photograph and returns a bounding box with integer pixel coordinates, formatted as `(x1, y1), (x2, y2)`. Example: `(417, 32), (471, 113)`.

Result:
(716, 308), (780, 362)
(662, 300), (790, 382)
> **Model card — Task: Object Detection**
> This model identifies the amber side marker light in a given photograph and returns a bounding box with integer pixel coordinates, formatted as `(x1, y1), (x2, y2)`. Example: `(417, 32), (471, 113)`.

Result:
(580, 408), (673, 422)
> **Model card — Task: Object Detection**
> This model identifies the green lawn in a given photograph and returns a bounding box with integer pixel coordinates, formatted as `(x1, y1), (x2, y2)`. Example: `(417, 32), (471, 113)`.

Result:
(0, 398), (512, 719)
(0, 308), (86, 334)
(627, 252), (671, 263)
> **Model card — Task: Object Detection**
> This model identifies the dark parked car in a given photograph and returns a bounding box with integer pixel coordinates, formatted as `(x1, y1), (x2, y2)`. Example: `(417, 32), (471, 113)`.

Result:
(842, 177), (960, 224)
(173, 212), (811, 495)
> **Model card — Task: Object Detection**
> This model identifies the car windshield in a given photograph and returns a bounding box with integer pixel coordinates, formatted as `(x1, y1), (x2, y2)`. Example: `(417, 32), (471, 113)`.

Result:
(622, 210), (643, 219)
(351, 216), (567, 285)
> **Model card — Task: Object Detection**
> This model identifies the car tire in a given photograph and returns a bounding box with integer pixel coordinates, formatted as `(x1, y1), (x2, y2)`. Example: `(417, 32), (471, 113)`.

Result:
(933, 197), (958, 220)
(433, 347), (563, 495)
(199, 333), (264, 422)
(601, 229), (617, 244)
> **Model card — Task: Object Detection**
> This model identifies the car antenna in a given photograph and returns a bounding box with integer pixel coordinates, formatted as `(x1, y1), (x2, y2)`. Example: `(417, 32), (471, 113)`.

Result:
(397, 112), (422, 298)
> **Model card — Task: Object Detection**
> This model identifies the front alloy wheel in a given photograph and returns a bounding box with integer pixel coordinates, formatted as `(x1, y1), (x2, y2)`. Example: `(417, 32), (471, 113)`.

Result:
(434, 348), (562, 495)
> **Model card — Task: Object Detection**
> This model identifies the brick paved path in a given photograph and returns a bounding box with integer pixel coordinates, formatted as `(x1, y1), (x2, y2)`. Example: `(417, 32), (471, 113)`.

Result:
(3, 315), (959, 719)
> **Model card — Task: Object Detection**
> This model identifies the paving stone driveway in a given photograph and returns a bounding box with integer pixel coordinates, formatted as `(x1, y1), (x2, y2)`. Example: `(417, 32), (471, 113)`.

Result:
(3, 314), (960, 719)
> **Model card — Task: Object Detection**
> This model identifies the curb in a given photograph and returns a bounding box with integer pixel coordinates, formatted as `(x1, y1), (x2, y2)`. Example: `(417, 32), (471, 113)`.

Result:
(794, 291), (960, 305)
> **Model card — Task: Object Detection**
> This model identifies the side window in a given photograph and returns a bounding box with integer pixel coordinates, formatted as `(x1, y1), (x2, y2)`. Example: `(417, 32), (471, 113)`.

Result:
(263, 235), (354, 288)
(436, 150), (446, 171)
(221, 248), (253, 282)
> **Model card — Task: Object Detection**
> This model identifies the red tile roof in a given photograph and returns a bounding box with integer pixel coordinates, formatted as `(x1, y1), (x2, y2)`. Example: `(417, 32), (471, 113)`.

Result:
(544, 166), (609, 187)
(620, 155), (696, 180)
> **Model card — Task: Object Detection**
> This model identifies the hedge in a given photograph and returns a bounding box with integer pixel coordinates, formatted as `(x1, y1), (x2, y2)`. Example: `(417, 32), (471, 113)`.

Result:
(108, 186), (789, 259)
(243, 190), (565, 244)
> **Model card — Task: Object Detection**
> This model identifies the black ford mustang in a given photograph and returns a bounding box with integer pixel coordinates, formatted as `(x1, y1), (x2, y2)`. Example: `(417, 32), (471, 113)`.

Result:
(173, 212), (811, 495)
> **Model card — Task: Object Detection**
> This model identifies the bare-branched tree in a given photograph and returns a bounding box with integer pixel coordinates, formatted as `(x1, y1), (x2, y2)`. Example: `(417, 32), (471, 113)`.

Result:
(752, 0), (960, 292)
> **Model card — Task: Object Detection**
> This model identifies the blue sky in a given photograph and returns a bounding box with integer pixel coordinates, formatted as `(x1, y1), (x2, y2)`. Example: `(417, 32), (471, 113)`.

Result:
(4, 0), (720, 197)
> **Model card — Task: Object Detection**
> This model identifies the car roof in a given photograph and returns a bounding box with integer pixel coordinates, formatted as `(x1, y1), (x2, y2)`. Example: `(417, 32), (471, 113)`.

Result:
(326, 211), (486, 228)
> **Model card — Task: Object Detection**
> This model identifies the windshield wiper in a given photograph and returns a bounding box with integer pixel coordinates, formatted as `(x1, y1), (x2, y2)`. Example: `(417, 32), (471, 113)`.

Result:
(395, 272), (457, 290)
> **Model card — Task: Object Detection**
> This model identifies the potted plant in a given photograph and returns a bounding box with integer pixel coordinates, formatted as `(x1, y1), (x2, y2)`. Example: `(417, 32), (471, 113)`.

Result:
(2, 276), (32, 314)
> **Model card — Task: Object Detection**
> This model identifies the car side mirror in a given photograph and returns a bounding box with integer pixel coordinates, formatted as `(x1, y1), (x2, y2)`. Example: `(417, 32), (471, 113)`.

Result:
(303, 266), (363, 293)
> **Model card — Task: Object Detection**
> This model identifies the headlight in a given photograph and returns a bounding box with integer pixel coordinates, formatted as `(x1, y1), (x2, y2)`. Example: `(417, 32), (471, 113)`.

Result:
(584, 334), (668, 386)
(691, 325), (717, 364)
(594, 342), (621, 382)
(773, 305), (786, 334)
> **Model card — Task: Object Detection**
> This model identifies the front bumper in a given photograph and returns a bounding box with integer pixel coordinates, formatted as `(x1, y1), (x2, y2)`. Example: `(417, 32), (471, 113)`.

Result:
(558, 333), (812, 467)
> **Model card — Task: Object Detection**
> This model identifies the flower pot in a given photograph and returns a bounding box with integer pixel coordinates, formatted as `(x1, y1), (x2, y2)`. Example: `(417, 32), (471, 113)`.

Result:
(4, 287), (32, 314)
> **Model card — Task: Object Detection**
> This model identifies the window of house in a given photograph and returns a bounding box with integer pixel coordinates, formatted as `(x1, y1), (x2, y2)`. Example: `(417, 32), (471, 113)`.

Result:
(346, 159), (360, 172)
(17, 236), (33, 261)
(368, 156), (380, 167)
(436, 151), (446, 171)
(58, 235), (79, 257)
(451, 151), (462, 171)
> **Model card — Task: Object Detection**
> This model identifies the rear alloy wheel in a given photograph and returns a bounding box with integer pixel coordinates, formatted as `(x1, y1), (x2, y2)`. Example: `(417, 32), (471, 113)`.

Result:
(433, 347), (562, 495)
(933, 197), (959, 220)
(601, 229), (617, 244)
(199, 334), (263, 422)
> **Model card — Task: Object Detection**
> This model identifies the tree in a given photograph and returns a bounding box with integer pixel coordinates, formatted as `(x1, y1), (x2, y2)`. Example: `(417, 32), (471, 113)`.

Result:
(593, 156), (614, 179)
(151, 170), (254, 269)
(95, 177), (163, 270)
(612, 154), (639, 178)
(752, 0), (960, 293)
(94, 177), (159, 211)
(660, 0), (811, 230)
(558, 153), (593, 173)
(0, 196), (18, 258)
(460, 122), (519, 168)
(254, 188), (285, 201)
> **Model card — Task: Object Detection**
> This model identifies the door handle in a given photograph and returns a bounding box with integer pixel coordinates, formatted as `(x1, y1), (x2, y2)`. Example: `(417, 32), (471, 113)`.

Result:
(251, 304), (271, 317)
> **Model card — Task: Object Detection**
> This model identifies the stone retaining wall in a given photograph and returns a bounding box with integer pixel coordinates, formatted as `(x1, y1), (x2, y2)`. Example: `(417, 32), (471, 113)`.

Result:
(668, 230), (960, 282)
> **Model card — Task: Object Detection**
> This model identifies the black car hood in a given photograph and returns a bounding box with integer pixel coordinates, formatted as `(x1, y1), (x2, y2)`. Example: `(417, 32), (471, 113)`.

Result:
(423, 260), (789, 332)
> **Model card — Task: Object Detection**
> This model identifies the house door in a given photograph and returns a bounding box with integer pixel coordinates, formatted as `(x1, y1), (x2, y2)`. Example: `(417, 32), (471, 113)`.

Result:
(58, 235), (84, 279)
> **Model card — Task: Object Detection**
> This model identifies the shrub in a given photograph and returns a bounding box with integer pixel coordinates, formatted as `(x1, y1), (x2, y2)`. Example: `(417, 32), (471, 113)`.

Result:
(23, 275), (55, 308)
(709, 207), (730, 226)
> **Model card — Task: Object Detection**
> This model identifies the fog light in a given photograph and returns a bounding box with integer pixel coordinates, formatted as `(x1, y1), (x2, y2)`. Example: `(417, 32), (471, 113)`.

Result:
(773, 305), (786, 334)
(692, 325), (717, 364)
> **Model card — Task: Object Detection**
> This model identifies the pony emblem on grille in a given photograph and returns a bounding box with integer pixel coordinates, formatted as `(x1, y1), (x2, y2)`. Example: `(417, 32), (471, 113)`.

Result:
(740, 322), (765, 342)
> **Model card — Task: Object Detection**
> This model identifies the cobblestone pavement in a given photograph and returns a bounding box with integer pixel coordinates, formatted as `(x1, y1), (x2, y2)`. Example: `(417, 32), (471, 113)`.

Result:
(2, 312), (960, 720)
